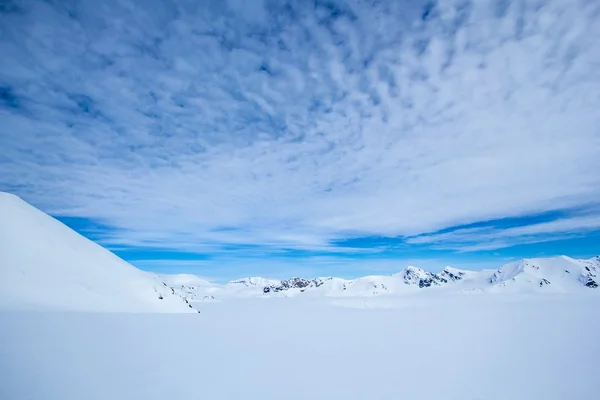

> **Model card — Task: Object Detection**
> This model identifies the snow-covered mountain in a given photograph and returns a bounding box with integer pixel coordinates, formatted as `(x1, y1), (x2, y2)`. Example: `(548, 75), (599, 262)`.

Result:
(162, 256), (599, 302)
(488, 256), (600, 291)
(2, 191), (598, 310)
(0, 192), (196, 313)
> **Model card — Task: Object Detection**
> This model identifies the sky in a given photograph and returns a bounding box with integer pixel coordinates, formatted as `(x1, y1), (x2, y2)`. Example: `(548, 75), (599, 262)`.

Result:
(1, 0), (600, 282)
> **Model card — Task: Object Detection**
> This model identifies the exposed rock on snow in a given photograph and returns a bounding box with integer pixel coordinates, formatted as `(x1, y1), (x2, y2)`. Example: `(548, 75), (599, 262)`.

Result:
(584, 278), (598, 288)
(400, 266), (447, 287)
(540, 279), (551, 287)
(439, 267), (468, 282)
(263, 277), (334, 293)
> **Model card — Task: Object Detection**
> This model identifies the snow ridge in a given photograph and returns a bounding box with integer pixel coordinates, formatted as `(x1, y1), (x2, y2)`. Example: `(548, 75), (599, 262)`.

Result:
(0, 192), (197, 313)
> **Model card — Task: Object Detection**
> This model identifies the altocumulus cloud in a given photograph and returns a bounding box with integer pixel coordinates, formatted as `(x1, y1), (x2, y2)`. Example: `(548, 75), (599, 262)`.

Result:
(1, 0), (600, 256)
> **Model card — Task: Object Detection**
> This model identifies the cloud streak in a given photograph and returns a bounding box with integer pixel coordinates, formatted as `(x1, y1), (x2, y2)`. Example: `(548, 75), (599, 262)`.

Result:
(1, 0), (600, 257)
(407, 213), (600, 251)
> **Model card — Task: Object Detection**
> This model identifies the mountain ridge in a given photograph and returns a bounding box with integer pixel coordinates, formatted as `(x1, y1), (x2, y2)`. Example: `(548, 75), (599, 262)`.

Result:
(3, 191), (598, 309)
(161, 255), (600, 302)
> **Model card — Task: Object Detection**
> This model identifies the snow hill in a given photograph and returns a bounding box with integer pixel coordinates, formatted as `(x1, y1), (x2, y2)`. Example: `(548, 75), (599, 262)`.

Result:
(0, 192), (196, 313)
(488, 256), (599, 291)
(163, 257), (600, 302)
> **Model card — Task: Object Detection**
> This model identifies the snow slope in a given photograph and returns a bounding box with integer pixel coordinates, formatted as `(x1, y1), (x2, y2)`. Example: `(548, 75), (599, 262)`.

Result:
(0, 192), (195, 313)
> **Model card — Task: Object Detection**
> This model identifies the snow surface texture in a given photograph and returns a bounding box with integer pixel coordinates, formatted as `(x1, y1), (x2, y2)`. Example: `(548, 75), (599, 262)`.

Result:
(0, 192), (195, 313)
(2, 294), (600, 400)
(163, 256), (600, 302)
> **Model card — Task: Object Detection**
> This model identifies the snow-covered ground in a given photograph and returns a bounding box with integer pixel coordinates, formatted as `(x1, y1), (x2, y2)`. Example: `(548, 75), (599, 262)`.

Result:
(2, 191), (600, 399)
(2, 293), (600, 400)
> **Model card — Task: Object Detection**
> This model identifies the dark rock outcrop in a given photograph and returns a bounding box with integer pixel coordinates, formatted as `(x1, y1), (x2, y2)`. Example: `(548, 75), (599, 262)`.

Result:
(263, 277), (334, 293)
(585, 278), (598, 288)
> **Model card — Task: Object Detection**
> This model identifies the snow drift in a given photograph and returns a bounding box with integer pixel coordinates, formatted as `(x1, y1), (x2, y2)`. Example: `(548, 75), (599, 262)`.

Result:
(0, 192), (195, 313)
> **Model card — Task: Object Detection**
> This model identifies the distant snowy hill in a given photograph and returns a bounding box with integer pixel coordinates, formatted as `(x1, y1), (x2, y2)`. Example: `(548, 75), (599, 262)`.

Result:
(489, 256), (600, 291)
(0, 192), (196, 313)
(162, 256), (599, 302)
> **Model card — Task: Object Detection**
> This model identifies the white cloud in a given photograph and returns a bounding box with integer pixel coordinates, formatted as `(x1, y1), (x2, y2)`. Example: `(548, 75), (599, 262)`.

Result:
(407, 214), (600, 251)
(1, 0), (599, 254)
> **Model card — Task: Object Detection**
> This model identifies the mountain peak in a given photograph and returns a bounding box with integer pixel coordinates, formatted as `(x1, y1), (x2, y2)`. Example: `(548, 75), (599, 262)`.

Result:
(440, 267), (468, 282)
(400, 266), (446, 287)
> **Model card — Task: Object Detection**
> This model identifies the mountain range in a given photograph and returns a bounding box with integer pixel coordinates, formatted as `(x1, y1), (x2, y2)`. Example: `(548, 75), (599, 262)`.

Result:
(163, 255), (600, 302)
(1, 191), (598, 312)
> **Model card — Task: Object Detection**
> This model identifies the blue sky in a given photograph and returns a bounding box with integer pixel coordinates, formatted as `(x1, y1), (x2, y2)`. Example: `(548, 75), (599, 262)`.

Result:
(1, 0), (600, 281)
